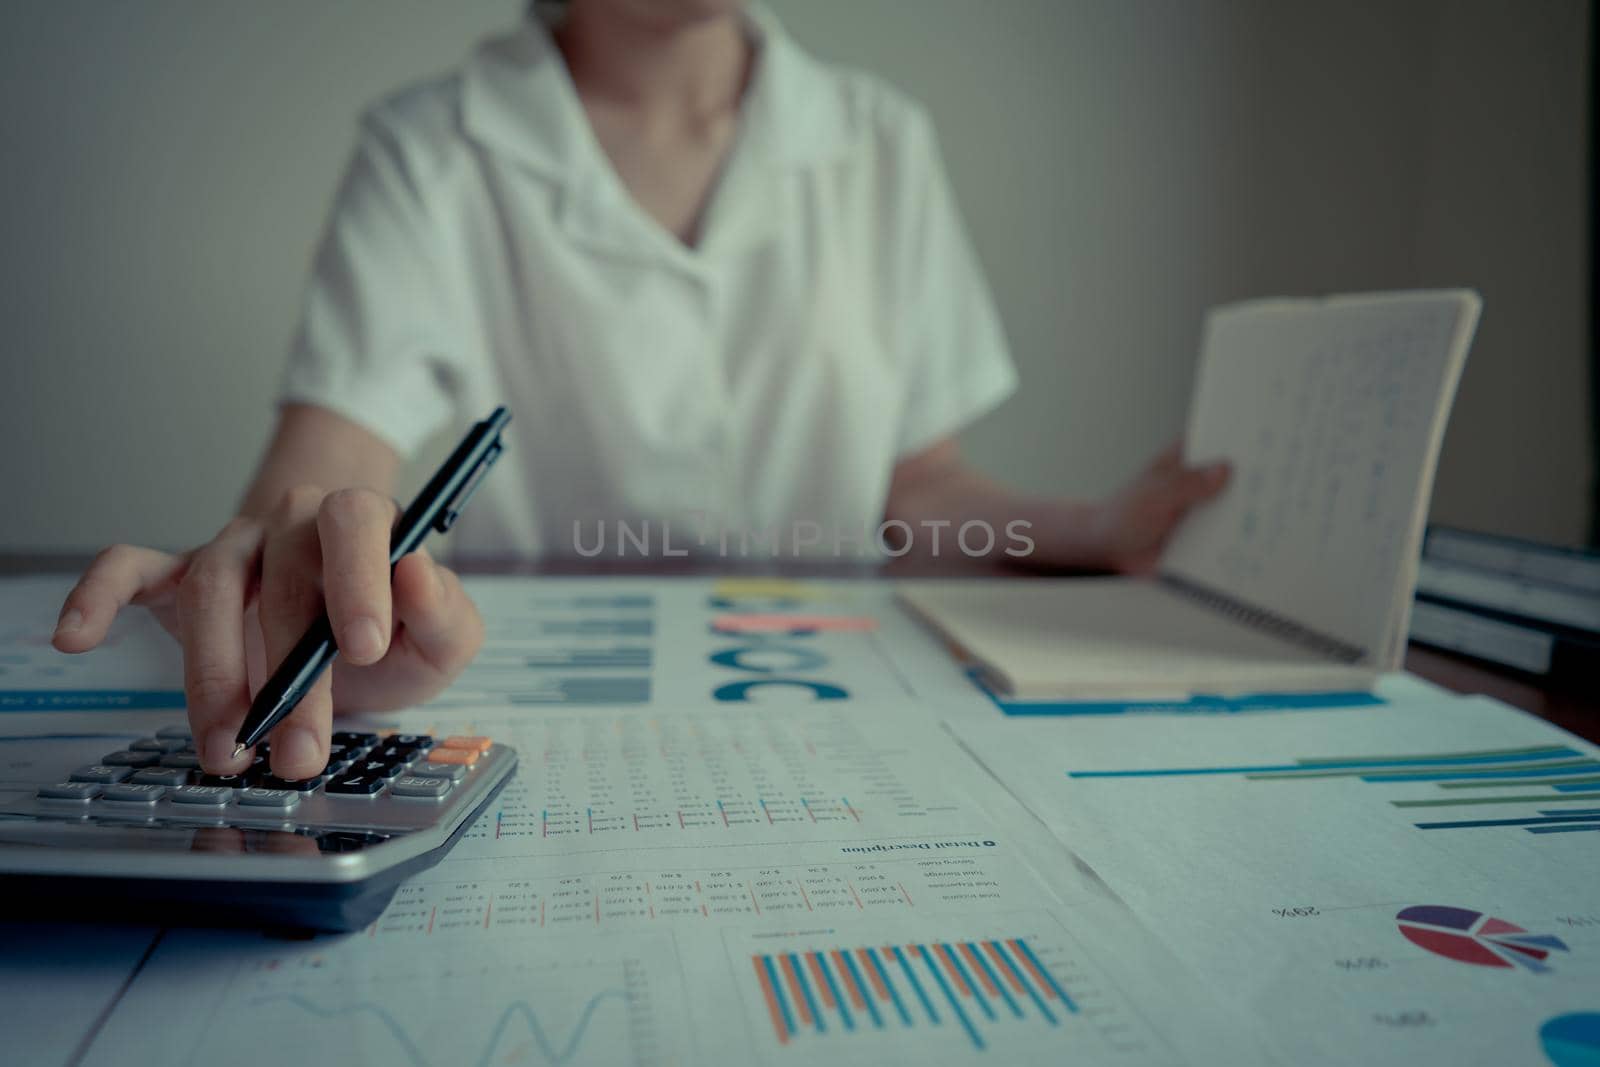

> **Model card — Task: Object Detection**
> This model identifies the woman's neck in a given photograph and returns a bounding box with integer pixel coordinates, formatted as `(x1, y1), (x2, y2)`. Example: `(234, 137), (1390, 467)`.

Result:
(554, 5), (751, 124)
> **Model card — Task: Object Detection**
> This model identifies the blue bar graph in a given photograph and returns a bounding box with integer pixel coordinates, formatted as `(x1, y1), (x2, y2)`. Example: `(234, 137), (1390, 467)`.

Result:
(1067, 743), (1600, 841)
(750, 938), (1072, 1050)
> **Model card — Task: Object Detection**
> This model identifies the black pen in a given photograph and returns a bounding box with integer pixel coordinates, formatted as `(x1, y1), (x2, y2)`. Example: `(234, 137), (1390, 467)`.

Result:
(232, 406), (512, 758)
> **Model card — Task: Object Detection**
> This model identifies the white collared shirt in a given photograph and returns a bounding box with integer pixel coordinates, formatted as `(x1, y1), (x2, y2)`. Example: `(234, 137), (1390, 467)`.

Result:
(280, 7), (1016, 557)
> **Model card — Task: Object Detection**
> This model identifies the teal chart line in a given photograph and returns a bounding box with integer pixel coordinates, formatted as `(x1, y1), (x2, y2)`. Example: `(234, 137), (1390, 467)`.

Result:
(1066, 745), (1579, 778)
(1063, 743), (1600, 838)
(252, 989), (629, 1067)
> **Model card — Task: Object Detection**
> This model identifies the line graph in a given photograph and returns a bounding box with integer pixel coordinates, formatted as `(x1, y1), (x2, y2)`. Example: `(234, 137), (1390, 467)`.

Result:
(256, 990), (629, 1067)
(191, 930), (690, 1067)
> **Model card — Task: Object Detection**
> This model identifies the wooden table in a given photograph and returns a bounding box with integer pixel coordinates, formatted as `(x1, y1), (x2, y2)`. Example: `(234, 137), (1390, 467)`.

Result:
(6, 552), (1594, 741)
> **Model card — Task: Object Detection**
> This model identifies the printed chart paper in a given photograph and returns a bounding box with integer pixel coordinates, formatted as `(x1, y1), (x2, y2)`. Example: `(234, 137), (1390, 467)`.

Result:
(80, 707), (1266, 1066)
(951, 698), (1600, 1066)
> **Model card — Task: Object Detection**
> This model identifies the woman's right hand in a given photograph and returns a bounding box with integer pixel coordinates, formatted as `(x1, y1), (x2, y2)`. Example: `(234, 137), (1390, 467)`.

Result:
(50, 486), (485, 781)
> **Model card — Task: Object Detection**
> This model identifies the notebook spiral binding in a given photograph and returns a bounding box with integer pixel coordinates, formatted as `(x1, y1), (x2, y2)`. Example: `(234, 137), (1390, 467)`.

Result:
(1159, 573), (1367, 665)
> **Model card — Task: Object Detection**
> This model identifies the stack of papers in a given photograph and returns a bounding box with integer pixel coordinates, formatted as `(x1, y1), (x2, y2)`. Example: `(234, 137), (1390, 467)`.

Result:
(2, 574), (1595, 1067)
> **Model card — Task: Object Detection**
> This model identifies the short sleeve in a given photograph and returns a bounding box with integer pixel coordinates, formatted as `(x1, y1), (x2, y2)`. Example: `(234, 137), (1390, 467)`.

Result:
(279, 117), (458, 457)
(891, 110), (1019, 458)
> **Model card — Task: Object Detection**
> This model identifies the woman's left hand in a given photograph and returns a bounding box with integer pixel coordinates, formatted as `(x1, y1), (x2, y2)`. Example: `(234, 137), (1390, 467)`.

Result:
(1084, 441), (1231, 574)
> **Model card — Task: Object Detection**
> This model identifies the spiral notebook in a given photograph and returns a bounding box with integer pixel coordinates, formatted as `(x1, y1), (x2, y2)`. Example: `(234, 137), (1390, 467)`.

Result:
(899, 290), (1482, 700)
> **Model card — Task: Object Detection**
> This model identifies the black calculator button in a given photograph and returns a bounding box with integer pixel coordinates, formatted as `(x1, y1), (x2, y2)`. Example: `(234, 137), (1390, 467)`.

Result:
(198, 772), (258, 789)
(159, 753), (201, 769)
(332, 731), (380, 748)
(391, 775), (451, 799)
(238, 787), (301, 810)
(325, 773), (385, 795)
(70, 765), (133, 784)
(345, 758), (401, 779)
(411, 761), (468, 782)
(156, 725), (193, 740)
(99, 783), (167, 804)
(388, 734), (433, 750)
(258, 774), (323, 792)
(131, 767), (192, 787)
(170, 785), (233, 806)
(130, 737), (187, 753)
(101, 750), (160, 767)
(37, 782), (101, 800)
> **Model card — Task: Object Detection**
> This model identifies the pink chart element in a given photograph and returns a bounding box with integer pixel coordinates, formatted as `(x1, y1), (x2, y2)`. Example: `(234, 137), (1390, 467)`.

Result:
(1396, 905), (1570, 973)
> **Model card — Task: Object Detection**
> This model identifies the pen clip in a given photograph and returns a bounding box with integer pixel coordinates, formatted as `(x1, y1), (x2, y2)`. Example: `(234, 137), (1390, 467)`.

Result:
(434, 440), (503, 533)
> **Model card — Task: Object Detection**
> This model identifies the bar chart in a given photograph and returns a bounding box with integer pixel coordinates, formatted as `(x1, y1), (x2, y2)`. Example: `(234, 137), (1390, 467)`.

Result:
(426, 584), (657, 707)
(752, 938), (1072, 1049)
(1069, 742), (1600, 837)
(727, 916), (1176, 1065)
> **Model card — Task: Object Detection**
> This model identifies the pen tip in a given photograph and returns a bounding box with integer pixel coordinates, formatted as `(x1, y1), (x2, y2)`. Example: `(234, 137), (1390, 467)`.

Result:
(231, 743), (246, 759)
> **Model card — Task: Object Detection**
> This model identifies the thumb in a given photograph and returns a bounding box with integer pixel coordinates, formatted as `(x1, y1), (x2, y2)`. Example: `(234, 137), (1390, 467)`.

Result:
(1178, 462), (1231, 508)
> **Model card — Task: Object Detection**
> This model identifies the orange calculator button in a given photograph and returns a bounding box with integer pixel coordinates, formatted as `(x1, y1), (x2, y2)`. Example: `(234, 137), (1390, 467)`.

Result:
(440, 735), (493, 752)
(426, 747), (481, 766)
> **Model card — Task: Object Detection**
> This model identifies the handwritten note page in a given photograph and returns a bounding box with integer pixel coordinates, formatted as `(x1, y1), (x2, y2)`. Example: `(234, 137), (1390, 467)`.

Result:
(1160, 292), (1479, 663)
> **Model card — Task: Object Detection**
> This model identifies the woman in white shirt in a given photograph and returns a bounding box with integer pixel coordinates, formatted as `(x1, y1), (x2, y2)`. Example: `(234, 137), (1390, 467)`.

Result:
(52, 0), (1228, 781)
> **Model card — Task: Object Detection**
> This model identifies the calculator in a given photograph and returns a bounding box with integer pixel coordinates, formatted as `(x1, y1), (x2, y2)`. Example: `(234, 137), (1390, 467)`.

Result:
(0, 726), (517, 932)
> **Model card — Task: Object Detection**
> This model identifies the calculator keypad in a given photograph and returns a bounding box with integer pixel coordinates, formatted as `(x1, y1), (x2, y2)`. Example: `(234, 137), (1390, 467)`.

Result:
(26, 732), (499, 837)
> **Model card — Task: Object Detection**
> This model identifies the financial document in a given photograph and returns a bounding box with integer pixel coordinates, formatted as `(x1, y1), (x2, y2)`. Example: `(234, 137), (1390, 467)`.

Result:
(3, 574), (1596, 1066)
(84, 707), (1264, 1066)
(951, 698), (1600, 1066)
(0, 577), (183, 710)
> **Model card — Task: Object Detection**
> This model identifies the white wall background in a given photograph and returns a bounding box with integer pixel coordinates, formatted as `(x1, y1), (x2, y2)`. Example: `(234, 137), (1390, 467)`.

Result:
(0, 0), (1590, 552)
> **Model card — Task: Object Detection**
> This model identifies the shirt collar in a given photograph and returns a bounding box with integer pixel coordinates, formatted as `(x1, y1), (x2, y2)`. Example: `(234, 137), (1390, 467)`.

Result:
(459, 3), (851, 186)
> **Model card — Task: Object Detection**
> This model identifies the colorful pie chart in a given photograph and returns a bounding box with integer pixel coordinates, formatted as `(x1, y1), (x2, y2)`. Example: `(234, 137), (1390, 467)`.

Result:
(1541, 1014), (1600, 1067)
(1395, 905), (1570, 973)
